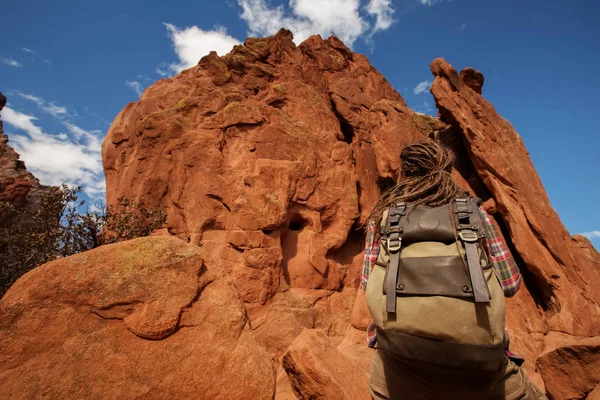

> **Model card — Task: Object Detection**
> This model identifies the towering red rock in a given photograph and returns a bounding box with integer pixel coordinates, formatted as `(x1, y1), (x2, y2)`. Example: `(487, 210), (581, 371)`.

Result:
(102, 29), (430, 309)
(430, 58), (600, 392)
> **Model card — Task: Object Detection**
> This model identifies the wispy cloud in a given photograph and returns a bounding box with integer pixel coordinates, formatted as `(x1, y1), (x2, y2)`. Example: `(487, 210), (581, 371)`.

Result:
(580, 231), (600, 239)
(155, 64), (169, 77)
(164, 23), (240, 73)
(413, 80), (431, 95)
(366, 0), (395, 33)
(12, 91), (68, 117)
(22, 48), (36, 54)
(125, 81), (144, 97)
(458, 23), (467, 31)
(1, 106), (105, 198)
(419, 0), (442, 5)
(2, 58), (23, 68)
(136, 74), (154, 82)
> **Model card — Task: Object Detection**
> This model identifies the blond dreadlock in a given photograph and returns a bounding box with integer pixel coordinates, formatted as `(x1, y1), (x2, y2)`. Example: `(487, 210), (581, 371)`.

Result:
(367, 141), (467, 230)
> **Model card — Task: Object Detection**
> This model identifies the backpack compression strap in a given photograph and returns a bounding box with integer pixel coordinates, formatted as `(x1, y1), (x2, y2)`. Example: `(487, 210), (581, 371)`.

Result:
(452, 198), (490, 303)
(385, 202), (407, 313)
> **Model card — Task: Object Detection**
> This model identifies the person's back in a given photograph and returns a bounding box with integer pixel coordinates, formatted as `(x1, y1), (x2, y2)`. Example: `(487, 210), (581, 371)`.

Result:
(362, 141), (546, 400)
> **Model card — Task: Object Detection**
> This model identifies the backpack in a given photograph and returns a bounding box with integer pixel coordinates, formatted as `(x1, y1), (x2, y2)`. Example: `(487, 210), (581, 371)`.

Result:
(365, 197), (506, 372)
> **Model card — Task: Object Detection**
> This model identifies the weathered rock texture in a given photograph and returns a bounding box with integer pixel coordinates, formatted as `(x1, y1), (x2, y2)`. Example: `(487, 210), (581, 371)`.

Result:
(2, 30), (598, 399)
(281, 329), (370, 400)
(536, 336), (600, 400)
(0, 92), (55, 209)
(0, 236), (275, 399)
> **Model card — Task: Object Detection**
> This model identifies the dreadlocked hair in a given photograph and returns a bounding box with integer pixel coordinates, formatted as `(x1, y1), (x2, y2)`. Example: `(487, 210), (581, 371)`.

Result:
(366, 140), (467, 230)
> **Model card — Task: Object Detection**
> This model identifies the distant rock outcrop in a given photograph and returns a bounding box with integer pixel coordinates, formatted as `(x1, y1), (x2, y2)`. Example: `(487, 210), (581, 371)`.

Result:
(0, 92), (55, 209)
(2, 30), (598, 399)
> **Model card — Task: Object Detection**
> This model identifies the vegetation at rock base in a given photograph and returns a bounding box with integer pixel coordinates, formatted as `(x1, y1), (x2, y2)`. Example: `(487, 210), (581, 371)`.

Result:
(0, 185), (166, 297)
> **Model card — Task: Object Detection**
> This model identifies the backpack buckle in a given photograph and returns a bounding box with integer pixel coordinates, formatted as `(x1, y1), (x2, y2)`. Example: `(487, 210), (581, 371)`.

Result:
(458, 230), (478, 243)
(387, 237), (402, 252)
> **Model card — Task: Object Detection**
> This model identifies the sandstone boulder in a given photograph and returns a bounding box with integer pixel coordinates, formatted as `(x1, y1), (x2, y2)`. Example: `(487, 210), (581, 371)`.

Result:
(0, 236), (275, 399)
(536, 336), (600, 400)
(281, 329), (370, 400)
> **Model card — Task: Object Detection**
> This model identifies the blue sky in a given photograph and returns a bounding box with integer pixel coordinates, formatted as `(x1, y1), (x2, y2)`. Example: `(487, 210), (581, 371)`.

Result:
(0, 0), (598, 249)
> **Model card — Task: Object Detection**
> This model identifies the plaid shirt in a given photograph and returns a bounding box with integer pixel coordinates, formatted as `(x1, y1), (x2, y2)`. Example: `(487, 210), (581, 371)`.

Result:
(362, 207), (522, 349)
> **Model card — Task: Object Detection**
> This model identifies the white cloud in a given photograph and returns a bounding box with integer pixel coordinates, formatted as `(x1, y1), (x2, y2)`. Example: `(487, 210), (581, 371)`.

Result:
(159, 1), (396, 76)
(2, 58), (23, 68)
(580, 231), (600, 239)
(1, 106), (43, 138)
(366, 0), (395, 32)
(238, 0), (369, 47)
(413, 80), (431, 95)
(126, 81), (144, 97)
(2, 106), (105, 198)
(164, 23), (240, 73)
(12, 91), (68, 117)
(419, 0), (440, 5)
(22, 48), (36, 54)
(458, 23), (467, 31)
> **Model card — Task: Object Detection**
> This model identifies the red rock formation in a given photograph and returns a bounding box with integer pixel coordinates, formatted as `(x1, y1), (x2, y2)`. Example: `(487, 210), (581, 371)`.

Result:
(281, 329), (370, 400)
(101, 30), (431, 366)
(0, 92), (55, 209)
(2, 31), (598, 399)
(0, 236), (275, 399)
(536, 336), (600, 400)
(430, 58), (600, 394)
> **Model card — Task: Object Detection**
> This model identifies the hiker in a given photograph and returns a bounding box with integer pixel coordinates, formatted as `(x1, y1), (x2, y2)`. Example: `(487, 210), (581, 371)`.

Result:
(362, 141), (546, 400)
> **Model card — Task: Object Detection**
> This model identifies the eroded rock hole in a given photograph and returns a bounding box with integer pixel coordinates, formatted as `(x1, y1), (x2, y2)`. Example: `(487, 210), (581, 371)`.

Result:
(330, 99), (355, 144)
(280, 218), (308, 286)
(289, 221), (302, 231)
(268, 99), (287, 109)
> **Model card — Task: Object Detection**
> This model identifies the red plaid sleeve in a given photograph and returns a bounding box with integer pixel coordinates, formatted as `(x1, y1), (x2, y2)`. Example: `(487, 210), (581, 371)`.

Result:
(362, 222), (381, 347)
(361, 222), (381, 290)
(480, 208), (522, 297)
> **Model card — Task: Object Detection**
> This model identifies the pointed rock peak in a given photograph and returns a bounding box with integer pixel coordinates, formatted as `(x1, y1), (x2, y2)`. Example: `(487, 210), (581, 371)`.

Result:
(274, 28), (294, 42)
(430, 58), (461, 89)
(460, 67), (485, 94)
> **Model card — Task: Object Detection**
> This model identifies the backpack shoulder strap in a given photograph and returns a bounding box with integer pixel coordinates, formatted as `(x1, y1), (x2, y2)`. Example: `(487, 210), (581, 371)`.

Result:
(384, 202), (407, 313)
(452, 198), (490, 303)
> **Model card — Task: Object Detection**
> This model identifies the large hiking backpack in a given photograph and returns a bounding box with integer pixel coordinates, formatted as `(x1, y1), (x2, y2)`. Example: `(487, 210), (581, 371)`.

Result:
(365, 198), (506, 372)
